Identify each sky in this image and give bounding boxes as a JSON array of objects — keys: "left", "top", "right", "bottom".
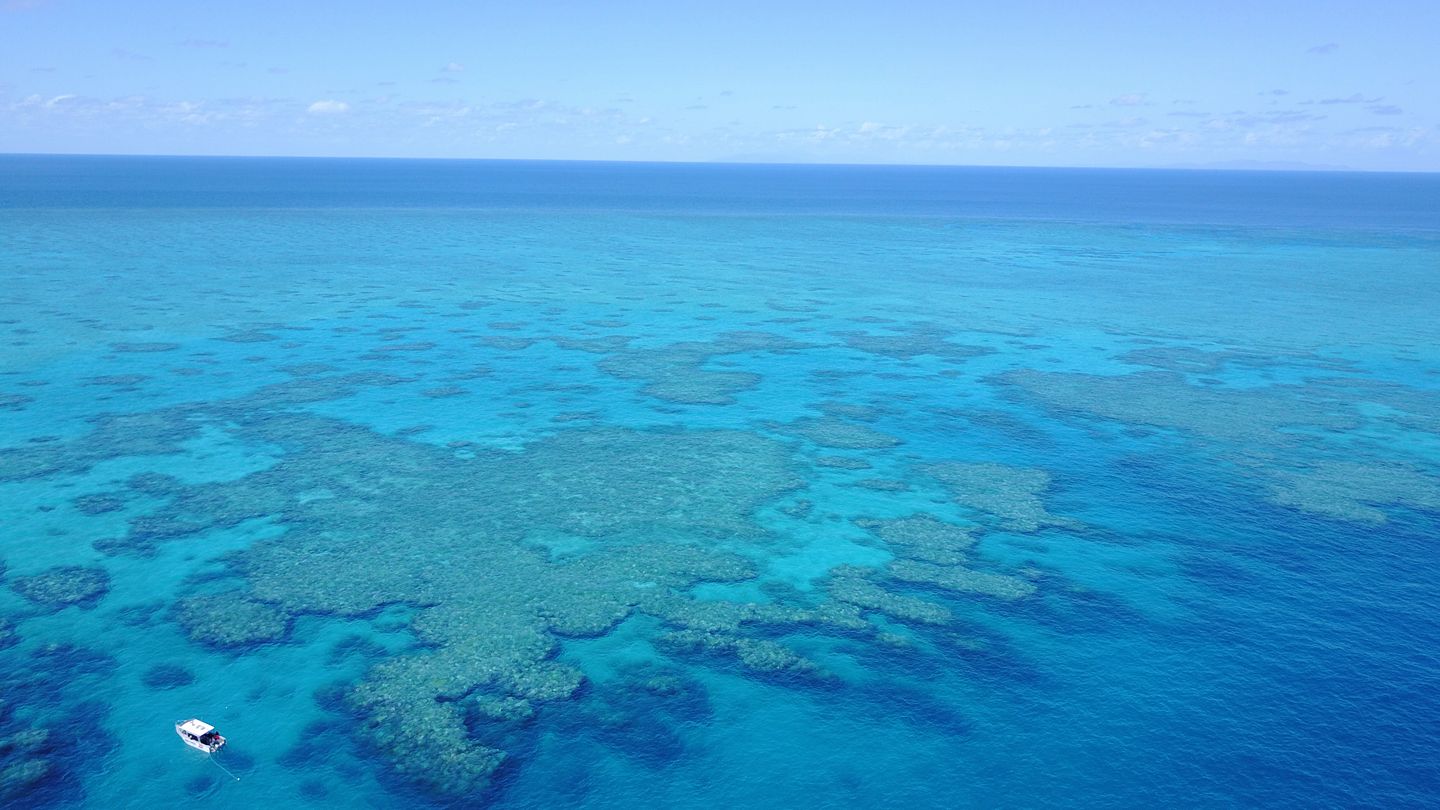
[{"left": 1, "top": 0, "right": 1437, "bottom": 170}]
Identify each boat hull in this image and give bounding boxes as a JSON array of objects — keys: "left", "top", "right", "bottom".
[{"left": 176, "top": 725, "right": 225, "bottom": 753}]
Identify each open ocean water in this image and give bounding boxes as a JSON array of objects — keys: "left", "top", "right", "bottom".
[{"left": 1, "top": 155, "right": 1438, "bottom": 808}]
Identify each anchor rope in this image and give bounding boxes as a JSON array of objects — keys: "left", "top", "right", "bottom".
[{"left": 209, "top": 753, "right": 241, "bottom": 782}]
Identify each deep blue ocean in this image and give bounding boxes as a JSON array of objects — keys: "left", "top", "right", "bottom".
[{"left": 1, "top": 155, "right": 1438, "bottom": 808}]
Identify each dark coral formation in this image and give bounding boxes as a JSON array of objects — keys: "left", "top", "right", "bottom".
[
  {"left": 141, "top": 663, "right": 197, "bottom": 690},
  {"left": 0, "top": 644, "right": 118, "bottom": 806},
  {"left": 551, "top": 335, "right": 635, "bottom": 354},
  {"left": 827, "top": 566, "right": 951, "bottom": 625},
  {"left": 656, "top": 629, "right": 820, "bottom": 676},
  {"left": 479, "top": 336, "right": 536, "bottom": 351},
  {"left": 921, "top": 462, "right": 1081, "bottom": 532},
  {"left": 1001, "top": 368, "right": 1356, "bottom": 445},
  {"left": 814, "top": 455, "right": 873, "bottom": 470},
  {"left": 10, "top": 566, "right": 110, "bottom": 610},
  {"left": 888, "top": 559, "right": 1035, "bottom": 600},
  {"left": 1118, "top": 345, "right": 1353, "bottom": 375},
  {"left": 0, "top": 410, "right": 203, "bottom": 482},
  {"left": 1266, "top": 460, "right": 1440, "bottom": 524},
  {"left": 84, "top": 374, "right": 151, "bottom": 388},
  {"left": 1002, "top": 367, "right": 1440, "bottom": 523},
  {"left": 0, "top": 373, "right": 411, "bottom": 485},
  {"left": 596, "top": 331, "right": 810, "bottom": 404},
  {"left": 109, "top": 342, "right": 181, "bottom": 353},
  {"left": 0, "top": 362, "right": 1067, "bottom": 798},
  {"left": 856, "top": 514, "right": 976, "bottom": 565},
  {"left": 215, "top": 329, "right": 279, "bottom": 343},
  {"left": 77, "top": 399, "right": 810, "bottom": 794},
  {"left": 773, "top": 416, "right": 902, "bottom": 449},
  {"left": 420, "top": 385, "right": 468, "bottom": 398},
  {"left": 845, "top": 510, "right": 1038, "bottom": 613},
  {"left": 173, "top": 592, "right": 292, "bottom": 648},
  {"left": 71, "top": 493, "right": 126, "bottom": 516},
  {"left": 851, "top": 478, "right": 910, "bottom": 491},
  {"left": 835, "top": 324, "right": 992, "bottom": 361},
  {"left": 0, "top": 725, "right": 53, "bottom": 804}
]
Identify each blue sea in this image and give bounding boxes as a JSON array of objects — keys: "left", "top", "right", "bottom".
[{"left": 1, "top": 155, "right": 1438, "bottom": 808}]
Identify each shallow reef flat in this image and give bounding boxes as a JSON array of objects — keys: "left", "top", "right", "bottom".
[
  {"left": 1001, "top": 367, "right": 1440, "bottom": 524},
  {"left": 1, "top": 356, "right": 1058, "bottom": 798},
  {"left": 594, "top": 331, "right": 812, "bottom": 405}
]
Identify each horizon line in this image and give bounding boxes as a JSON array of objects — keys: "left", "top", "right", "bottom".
[{"left": 5, "top": 150, "right": 1435, "bottom": 175}]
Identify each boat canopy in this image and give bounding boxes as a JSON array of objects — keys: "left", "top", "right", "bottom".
[{"left": 178, "top": 719, "right": 215, "bottom": 736}]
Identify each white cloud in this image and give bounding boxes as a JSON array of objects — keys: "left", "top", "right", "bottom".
[
  {"left": 307, "top": 100, "right": 349, "bottom": 115},
  {"left": 442, "top": 62, "right": 464, "bottom": 73},
  {"left": 1318, "top": 93, "right": 1380, "bottom": 105}
]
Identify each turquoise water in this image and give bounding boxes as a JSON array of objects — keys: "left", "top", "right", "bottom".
[{"left": 2, "top": 156, "right": 1438, "bottom": 808}]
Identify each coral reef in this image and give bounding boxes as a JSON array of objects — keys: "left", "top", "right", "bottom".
[
  {"left": 109, "top": 342, "right": 181, "bottom": 353},
  {"left": 10, "top": 566, "right": 110, "bottom": 610},
  {"left": 72, "top": 493, "right": 126, "bottom": 516},
  {"left": 173, "top": 592, "right": 291, "bottom": 647},
  {"left": 888, "top": 559, "right": 1035, "bottom": 600},
  {"left": 0, "top": 727, "right": 51, "bottom": 804},
  {"left": 85, "top": 374, "right": 150, "bottom": 388},
  {"left": 656, "top": 629, "right": 820, "bottom": 676},
  {"left": 643, "top": 589, "right": 870, "bottom": 637},
  {"left": 814, "top": 455, "right": 873, "bottom": 469},
  {"left": 856, "top": 514, "right": 977, "bottom": 565},
  {"left": 551, "top": 335, "right": 635, "bottom": 354},
  {"left": 5, "top": 363, "right": 1060, "bottom": 797},
  {"left": 479, "top": 336, "right": 536, "bottom": 350},
  {"left": 921, "top": 462, "right": 1080, "bottom": 532},
  {"left": 1118, "top": 346, "right": 1352, "bottom": 375},
  {"left": 835, "top": 325, "right": 991, "bottom": 361},
  {"left": 818, "top": 401, "right": 888, "bottom": 421},
  {"left": 370, "top": 341, "right": 436, "bottom": 354},
  {"left": 596, "top": 331, "right": 810, "bottom": 405},
  {"left": 0, "top": 410, "right": 203, "bottom": 482},
  {"left": 278, "top": 363, "right": 341, "bottom": 376},
  {"left": 126, "top": 473, "right": 185, "bottom": 496},
  {"left": 215, "top": 329, "right": 279, "bottom": 343},
  {"left": 852, "top": 478, "right": 910, "bottom": 492},
  {"left": 779, "top": 499, "right": 814, "bottom": 518},
  {"left": 1119, "top": 346, "right": 1233, "bottom": 374},
  {"left": 84, "top": 404, "right": 806, "bottom": 794},
  {"left": 1004, "top": 367, "right": 1440, "bottom": 523},
  {"left": 420, "top": 385, "right": 467, "bottom": 398},
  {"left": 470, "top": 694, "right": 535, "bottom": 722},
  {"left": 1266, "top": 460, "right": 1440, "bottom": 524},
  {"left": 1001, "top": 369, "right": 1356, "bottom": 445},
  {"left": 773, "top": 416, "right": 902, "bottom": 449},
  {"left": 827, "top": 567, "right": 951, "bottom": 625},
  {"left": 142, "top": 663, "right": 197, "bottom": 690}
]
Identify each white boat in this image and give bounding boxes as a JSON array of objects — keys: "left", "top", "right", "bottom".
[{"left": 175, "top": 719, "right": 226, "bottom": 753}]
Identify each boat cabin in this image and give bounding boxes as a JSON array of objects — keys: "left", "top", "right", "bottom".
[{"left": 175, "top": 718, "right": 226, "bottom": 753}]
